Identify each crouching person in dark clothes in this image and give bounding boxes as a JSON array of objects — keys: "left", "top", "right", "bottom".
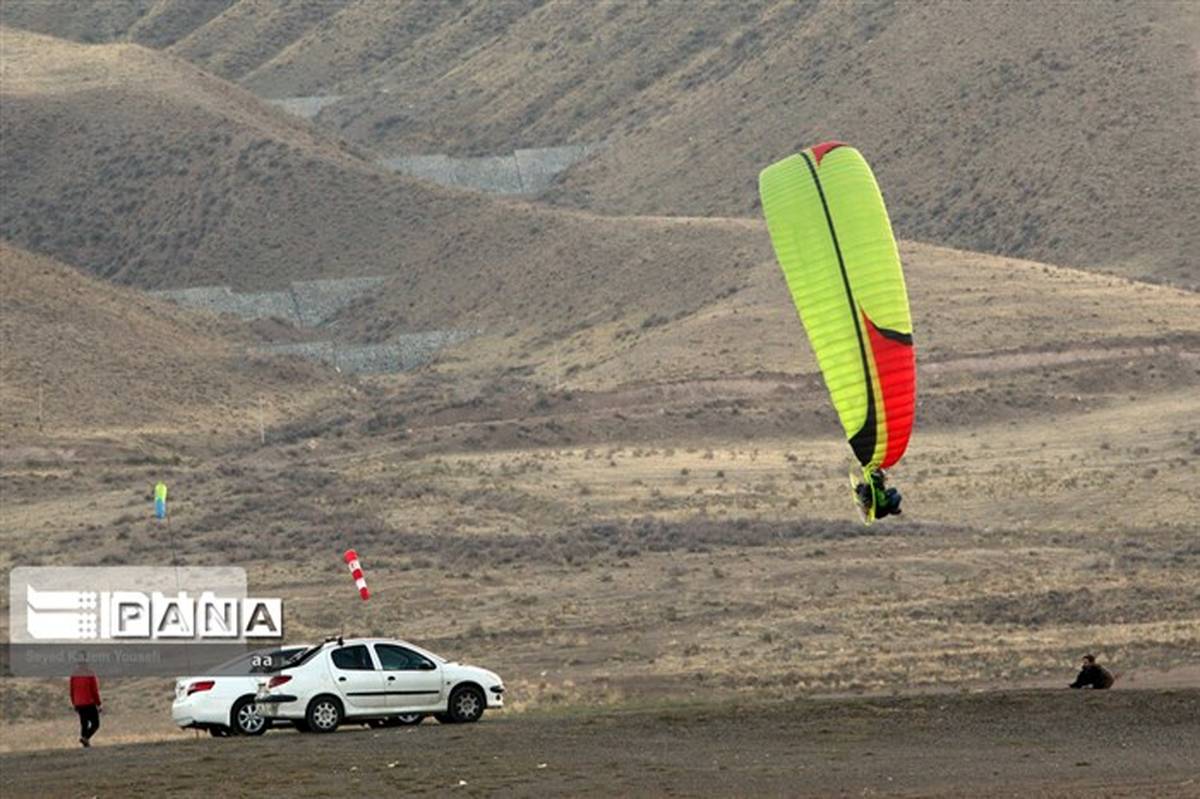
[
  {"left": 1069, "top": 654, "right": 1114, "bottom": 689},
  {"left": 70, "top": 656, "right": 102, "bottom": 747}
]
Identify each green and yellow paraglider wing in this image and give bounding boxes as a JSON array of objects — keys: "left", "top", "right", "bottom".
[{"left": 759, "top": 143, "right": 915, "bottom": 470}]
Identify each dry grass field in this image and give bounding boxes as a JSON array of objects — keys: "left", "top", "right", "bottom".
[
  {"left": 3, "top": 239, "right": 1196, "bottom": 765},
  {"left": 0, "top": 242, "right": 338, "bottom": 435}
]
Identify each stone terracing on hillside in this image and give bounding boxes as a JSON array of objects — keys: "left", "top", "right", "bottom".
[
  {"left": 380, "top": 145, "right": 598, "bottom": 195},
  {"left": 150, "top": 285, "right": 299, "bottom": 323},
  {"left": 260, "top": 330, "right": 474, "bottom": 373},
  {"left": 152, "top": 278, "right": 472, "bottom": 373},
  {"left": 266, "top": 96, "right": 344, "bottom": 119},
  {"left": 152, "top": 278, "right": 385, "bottom": 327},
  {"left": 269, "top": 96, "right": 598, "bottom": 194}
]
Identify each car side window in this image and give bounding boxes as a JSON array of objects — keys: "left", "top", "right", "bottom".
[
  {"left": 330, "top": 644, "right": 375, "bottom": 671},
  {"left": 375, "top": 644, "right": 435, "bottom": 672}
]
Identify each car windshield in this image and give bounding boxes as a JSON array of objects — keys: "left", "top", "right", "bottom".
[{"left": 285, "top": 641, "right": 334, "bottom": 669}]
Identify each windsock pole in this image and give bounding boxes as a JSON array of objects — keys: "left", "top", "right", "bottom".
[{"left": 344, "top": 549, "right": 369, "bottom": 600}]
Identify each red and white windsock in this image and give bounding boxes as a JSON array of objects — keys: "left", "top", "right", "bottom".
[{"left": 344, "top": 549, "right": 369, "bottom": 601}]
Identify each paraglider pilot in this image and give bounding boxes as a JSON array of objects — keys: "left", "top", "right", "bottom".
[{"left": 856, "top": 469, "right": 902, "bottom": 519}]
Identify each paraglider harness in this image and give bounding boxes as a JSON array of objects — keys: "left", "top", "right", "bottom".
[{"left": 857, "top": 469, "right": 902, "bottom": 519}]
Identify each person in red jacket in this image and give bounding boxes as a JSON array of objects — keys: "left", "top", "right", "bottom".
[{"left": 70, "top": 656, "right": 102, "bottom": 747}]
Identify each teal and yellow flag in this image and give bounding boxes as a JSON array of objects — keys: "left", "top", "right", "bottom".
[{"left": 154, "top": 481, "right": 168, "bottom": 520}]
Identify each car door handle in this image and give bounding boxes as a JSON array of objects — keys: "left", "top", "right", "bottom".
[
  {"left": 387, "top": 676, "right": 395, "bottom": 681},
  {"left": 338, "top": 677, "right": 346, "bottom": 682}
]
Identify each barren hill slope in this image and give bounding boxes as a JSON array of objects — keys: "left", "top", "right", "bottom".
[
  {"left": 549, "top": 0, "right": 1200, "bottom": 286},
  {"left": 123, "top": 0, "right": 235, "bottom": 49},
  {"left": 0, "top": 0, "right": 152, "bottom": 44},
  {"left": 0, "top": 242, "right": 331, "bottom": 435},
  {"left": 0, "top": 0, "right": 232, "bottom": 47},
  {"left": 307, "top": 0, "right": 1198, "bottom": 285},
  {"left": 0, "top": 29, "right": 768, "bottom": 336},
  {"left": 0, "top": 27, "right": 483, "bottom": 290},
  {"left": 167, "top": 0, "right": 343, "bottom": 83},
  {"left": 4, "top": 1, "right": 1195, "bottom": 283}
]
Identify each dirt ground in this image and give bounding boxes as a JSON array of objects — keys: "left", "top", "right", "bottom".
[{"left": 3, "top": 689, "right": 1197, "bottom": 798}]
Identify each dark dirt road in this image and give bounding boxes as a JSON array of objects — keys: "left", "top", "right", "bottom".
[{"left": 4, "top": 689, "right": 1197, "bottom": 797}]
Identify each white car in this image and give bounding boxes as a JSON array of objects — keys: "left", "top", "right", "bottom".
[
  {"left": 172, "top": 646, "right": 309, "bottom": 736},
  {"left": 255, "top": 637, "right": 504, "bottom": 733}
]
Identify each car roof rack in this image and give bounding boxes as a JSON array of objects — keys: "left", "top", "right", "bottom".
[{"left": 322, "top": 635, "right": 345, "bottom": 647}]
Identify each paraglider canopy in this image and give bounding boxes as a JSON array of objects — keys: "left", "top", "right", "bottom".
[{"left": 759, "top": 142, "right": 916, "bottom": 472}]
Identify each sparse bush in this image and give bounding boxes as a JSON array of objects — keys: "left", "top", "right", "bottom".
[{"left": 641, "top": 313, "right": 669, "bottom": 329}]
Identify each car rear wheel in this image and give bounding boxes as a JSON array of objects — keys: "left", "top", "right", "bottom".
[
  {"left": 232, "top": 696, "right": 268, "bottom": 736},
  {"left": 305, "top": 695, "right": 342, "bottom": 733},
  {"left": 448, "top": 685, "right": 485, "bottom": 724}
]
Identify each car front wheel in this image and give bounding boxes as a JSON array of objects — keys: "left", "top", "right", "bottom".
[
  {"left": 448, "top": 685, "right": 485, "bottom": 724},
  {"left": 305, "top": 696, "right": 342, "bottom": 733},
  {"left": 232, "top": 697, "right": 268, "bottom": 736}
]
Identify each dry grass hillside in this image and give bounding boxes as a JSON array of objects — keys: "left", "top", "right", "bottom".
[
  {"left": 0, "top": 0, "right": 152, "bottom": 44},
  {"left": 315, "top": 0, "right": 1196, "bottom": 285},
  {"left": 11, "top": 26, "right": 1188, "bottom": 368},
  {"left": 124, "top": 0, "right": 235, "bottom": 49},
  {"left": 294, "top": 0, "right": 1200, "bottom": 286},
  {"left": 0, "top": 241, "right": 334, "bottom": 437},
  {"left": 3, "top": 2, "right": 1196, "bottom": 284},
  {"left": 548, "top": 0, "right": 1200, "bottom": 287},
  {"left": 0, "top": 27, "right": 474, "bottom": 290},
  {"left": 167, "top": 0, "right": 344, "bottom": 82},
  {"left": 0, "top": 0, "right": 233, "bottom": 47},
  {"left": 352, "top": 232, "right": 1200, "bottom": 391},
  {"left": 0, "top": 28, "right": 768, "bottom": 338}
]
